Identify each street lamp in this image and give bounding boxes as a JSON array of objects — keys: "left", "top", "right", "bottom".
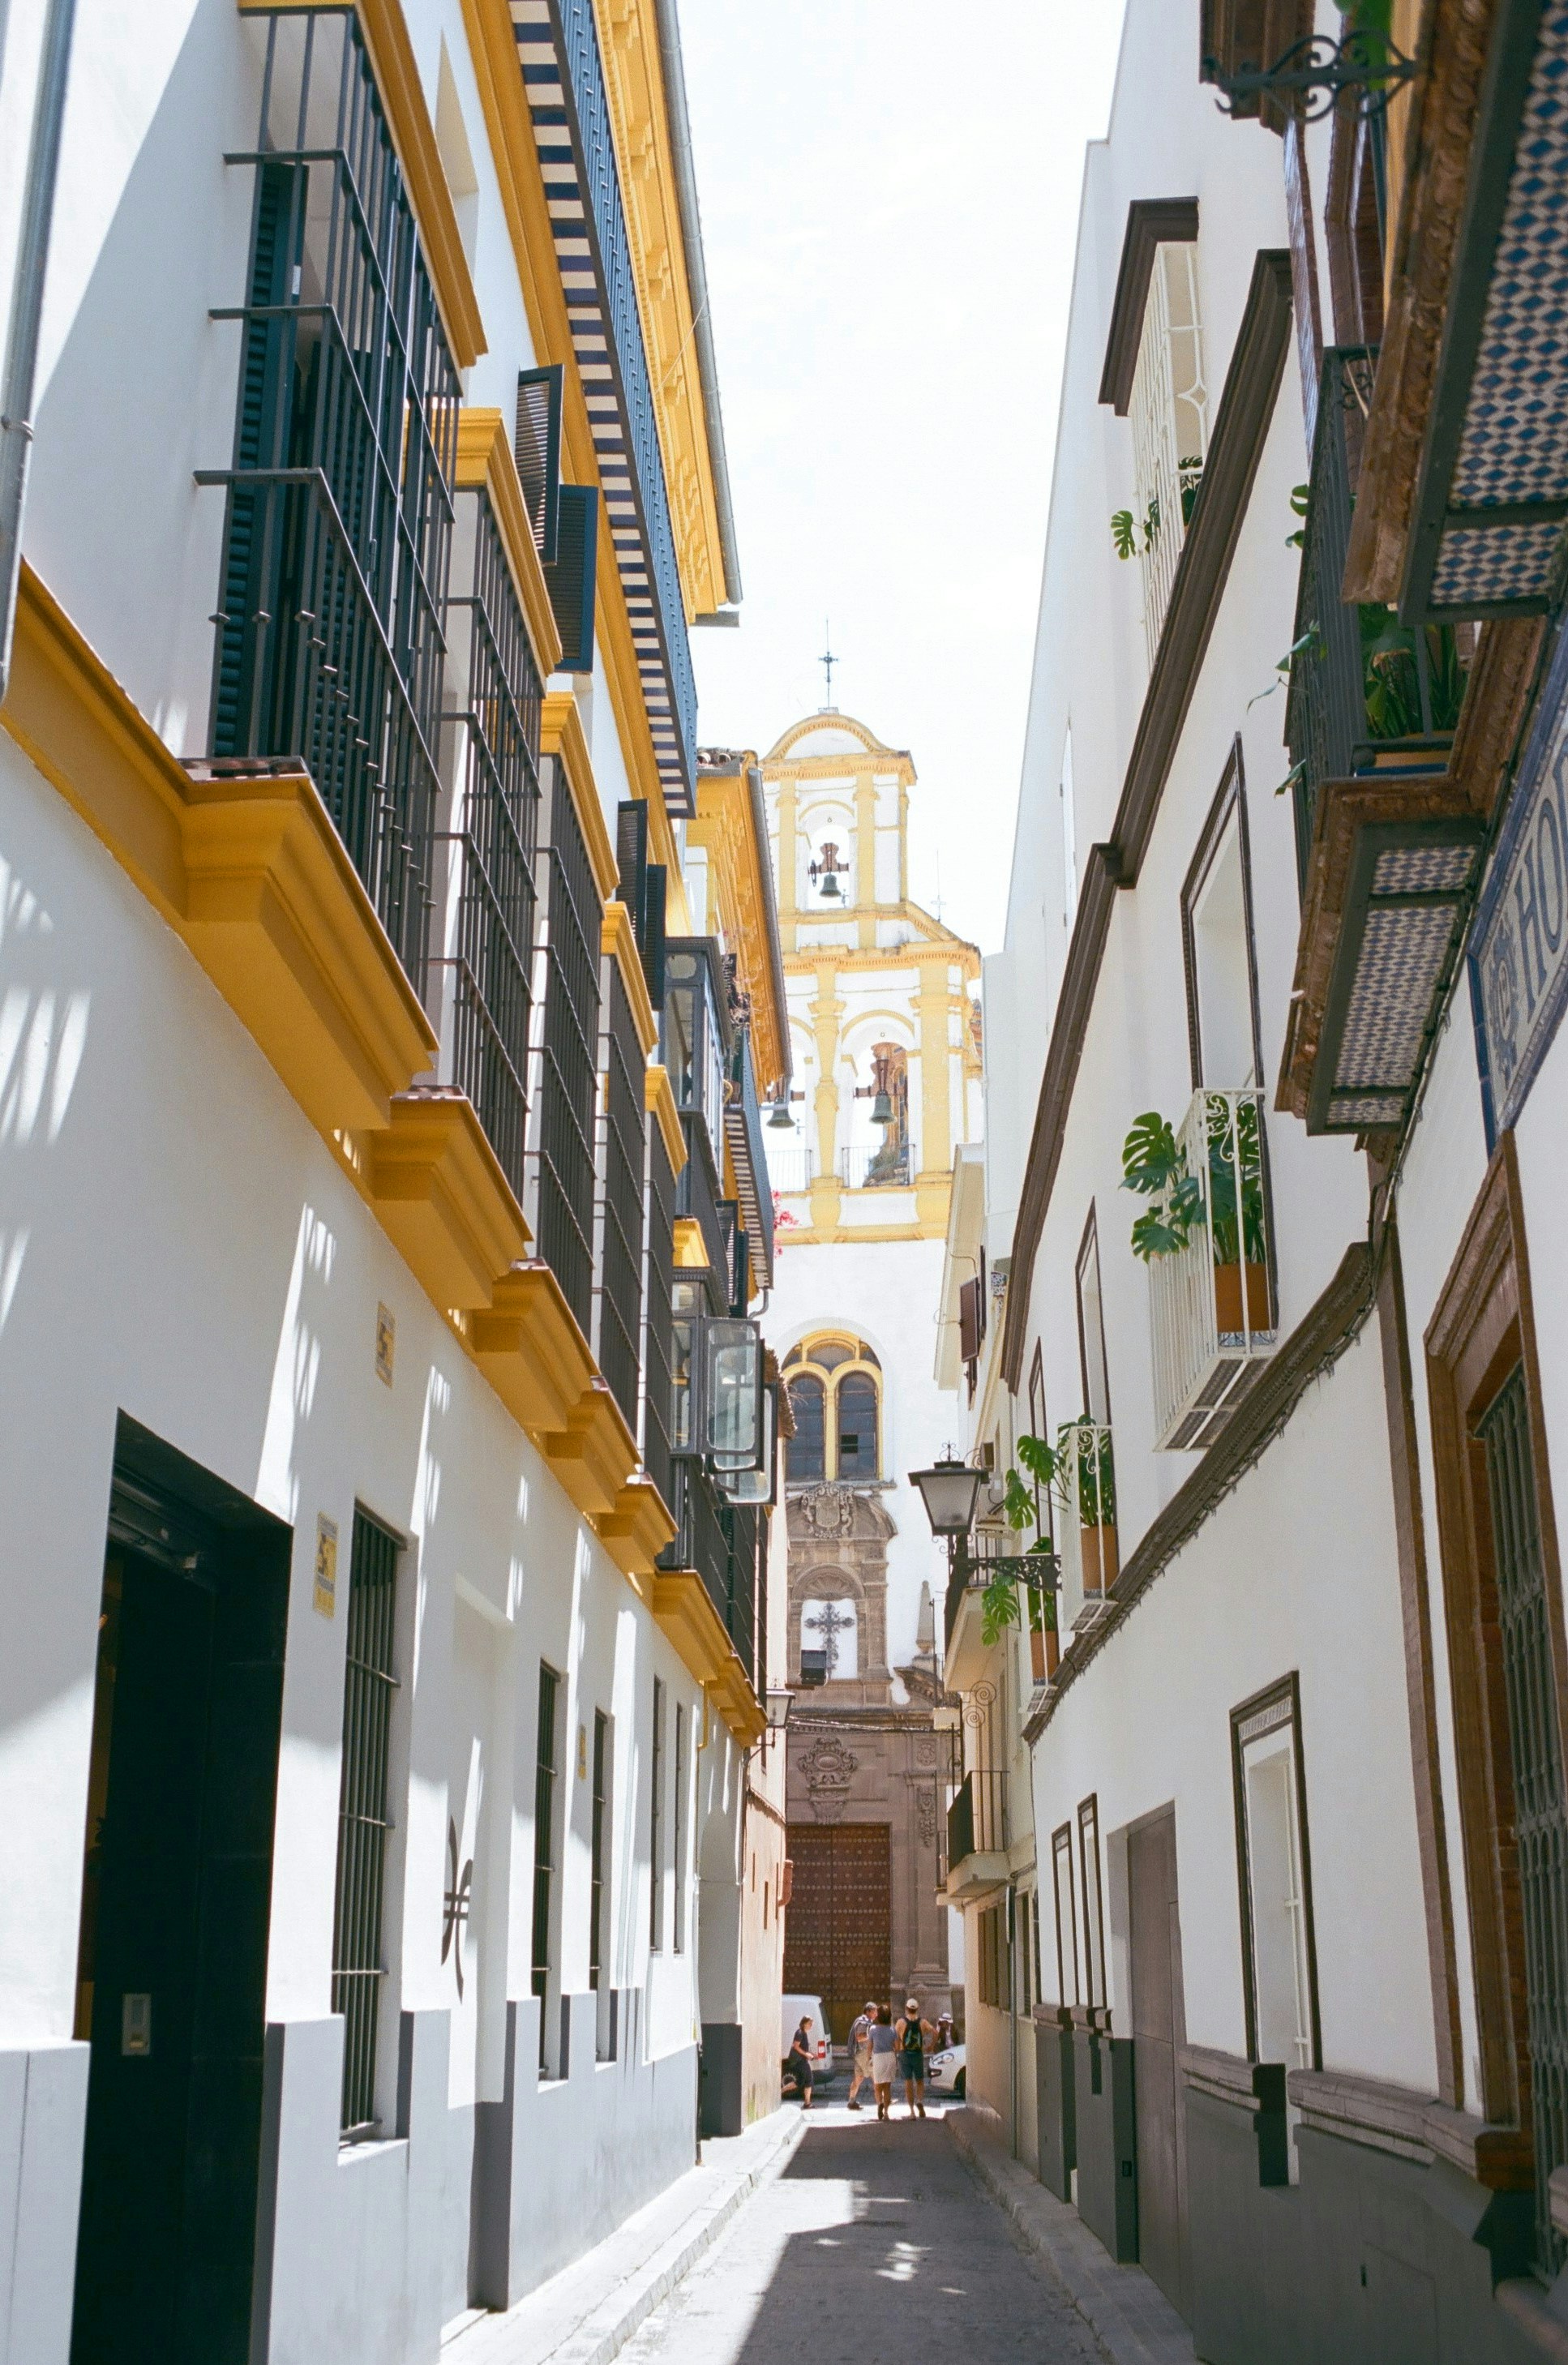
[
  {"left": 909, "top": 1455, "right": 984, "bottom": 1541},
  {"left": 765, "top": 1687, "right": 794, "bottom": 1732}
]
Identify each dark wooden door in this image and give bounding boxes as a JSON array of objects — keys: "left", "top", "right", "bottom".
[
  {"left": 1129, "top": 1806, "right": 1189, "bottom": 2321},
  {"left": 784, "top": 1822, "right": 891, "bottom": 2042}
]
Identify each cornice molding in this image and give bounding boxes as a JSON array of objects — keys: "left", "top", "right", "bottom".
[{"left": 594, "top": 0, "right": 727, "bottom": 619}]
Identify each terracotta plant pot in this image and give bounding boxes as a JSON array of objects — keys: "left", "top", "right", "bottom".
[
  {"left": 1213, "top": 1259, "right": 1270, "bottom": 1337},
  {"left": 1044, "top": 1624, "right": 1060, "bottom": 1678},
  {"left": 1081, "top": 1522, "right": 1119, "bottom": 1595}
]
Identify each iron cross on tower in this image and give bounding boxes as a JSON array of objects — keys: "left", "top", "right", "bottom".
[
  {"left": 819, "top": 620, "right": 838, "bottom": 709},
  {"left": 804, "top": 1598, "right": 855, "bottom": 1675}
]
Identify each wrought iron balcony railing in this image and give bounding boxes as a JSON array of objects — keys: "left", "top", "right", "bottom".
[
  {"left": 532, "top": 773, "right": 603, "bottom": 1339},
  {"left": 660, "top": 1459, "right": 763, "bottom": 1691},
  {"left": 1284, "top": 348, "right": 1467, "bottom": 884},
  {"left": 433, "top": 482, "right": 543, "bottom": 1193},
  {"left": 1146, "top": 1091, "right": 1277, "bottom": 1450},
  {"left": 514, "top": 0, "right": 698, "bottom": 810},
  {"left": 207, "top": 9, "right": 459, "bottom": 991},
  {"left": 594, "top": 958, "right": 648, "bottom": 1432},
  {"left": 947, "top": 1769, "right": 1007, "bottom": 1874}
]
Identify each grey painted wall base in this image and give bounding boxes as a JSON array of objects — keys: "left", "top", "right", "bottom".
[
  {"left": 1185, "top": 2084, "right": 1557, "bottom": 2365},
  {"left": 1035, "top": 2018, "right": 1075, "bottom": 2202},
  {"left": 0, "top": 2042, "right": 89, "bottom": 2365},
  {"left": 700, "top": 2024, "right": 743, "bottom": 2138},
  {"left": 1073, "top": 2029, "right": 1137, "bottom": 2263},
  {"left": 246, "top": 1996, "right": 699, "bottom": 2362}
]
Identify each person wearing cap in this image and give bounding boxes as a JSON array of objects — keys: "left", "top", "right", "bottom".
[
  {"left": 846, "top": 1999, "right": 876, "bottom": 2110},
  {"left": 894, "top": 1996, "right": 936, "bottom": 2119}
]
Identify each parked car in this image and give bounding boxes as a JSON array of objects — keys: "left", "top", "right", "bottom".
[
  {"left": 781, "top": 1992, "right": 833, "bottom": 2087},
  {"left": 924, "top": 2042, "right": 966, "bottom": 2099}
]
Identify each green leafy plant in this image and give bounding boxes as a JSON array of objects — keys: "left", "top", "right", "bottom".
[
  {"left": 1179, "top": 457, "right": 1204, "bottom": 528},
  {"left": 1286, "top": 482, "right": 1309, "bottom": 549},
  {"left": 1360, "top": 607, "right": 1467, "bottom": 738},
  {"left": 978, "top": 1434, "right": 1063, "bottom": 1643},
  {"left": 1120, "top": 1098, "right": 1266, "bottom": 1268},
  {"left": 1111, "top": 508, "right": 1138, "bottom": 560}
]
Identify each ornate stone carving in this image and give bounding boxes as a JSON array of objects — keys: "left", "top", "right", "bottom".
[
  {"left": 798, "top": 1734, "right": 858, "bottom": 1823},
  {"left": 915, "top": 1788, "right": 937, "bottom": 1848}
]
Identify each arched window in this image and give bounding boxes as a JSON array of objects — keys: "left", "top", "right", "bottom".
[
  {"left": 786, "top": 1373, "right": 825, "bottom": 1481},
  {"left": 836, "top": 1372, "right": 879, "bottom": 1478},
  {"left": 782, "top": 1336, "right": 881, "bottom": 1481}
]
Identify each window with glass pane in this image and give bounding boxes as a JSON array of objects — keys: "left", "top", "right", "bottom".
[
  {"left": 1052, "top": 1823, "right": 1079, "bottom": 2007},
  {"left": 1078, "top": 1797, "right": 1106, "bottom": 2011},
  {"left": 673, "top": 1704, "right": 688, "bottom": 1952},
  {"left": 1232, "top": 1678, "right": 1319, "bottom": 2072},
  {"left": 212, "top": 9, "right": 458, "bottom": 988},
  {"left": 786, "top": 1374, "right": 825, "bottom": 1481},
  {"left": 837, "top": 1370, "right": 879, "bottom": 1477}
]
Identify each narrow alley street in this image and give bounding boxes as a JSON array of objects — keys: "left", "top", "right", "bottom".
[{"left": 618, "top": 2106, "right": 1106, "bottom": 2365}]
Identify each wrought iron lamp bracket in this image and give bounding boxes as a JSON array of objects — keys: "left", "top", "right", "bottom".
[
  {"left": 1205, "top": 32, "right": 1419, "bottom": 123},
  {"left": 954, "top": 1538, "right": 1061, "bottom": 1593}
]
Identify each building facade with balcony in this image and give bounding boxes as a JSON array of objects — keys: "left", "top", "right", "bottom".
[
  {"left": 757, "top": 708, "right": 981, "bottom": 2042},
  {"left": 0, "top": 5, "right": 786, "bottom": 2361},
  {"left": 960, "top": 1, "right": 1568, "bottom": 2359}
]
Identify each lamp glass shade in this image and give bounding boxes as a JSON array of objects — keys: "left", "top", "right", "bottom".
[
  {"left": 910, "top": 1457, "right": 983, "bottom": 1539},
  {"left": 765, "top": 1687, "right": 794, "bottom": 1731}
]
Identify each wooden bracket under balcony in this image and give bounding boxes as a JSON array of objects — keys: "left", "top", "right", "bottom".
[
  {"left": 470, "top": 1260, "right": 596, "bottom": 1439},
  {"left": 543, "top": 1377, "right": 639, "bottom": 1519},
  {"left": 593, "top": 1473, "right": 677, "bottom": 1591},
  {"left": 366, "top": 1090, "right": 529, "bottom": 1310}
]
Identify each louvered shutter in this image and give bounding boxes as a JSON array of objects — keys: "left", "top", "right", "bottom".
[
  {"left": 641, "top": 862, "right": 666, "bottom": 1007},
  {"left": 515, "top": 364, "right": 563, "bottom": 561},
  {"left": 617, "top": 799, "right": 649, "bottom": 940},
  {"left": 958, "top": 1279, "right": 981, "bottom": 1366},
  {"left": 546, "top": 485, "right": 598, "bottom": 672}
]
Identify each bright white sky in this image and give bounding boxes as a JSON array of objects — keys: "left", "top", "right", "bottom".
[{"left": 677, "top": 0, "right": 1129, "bottom": 954}]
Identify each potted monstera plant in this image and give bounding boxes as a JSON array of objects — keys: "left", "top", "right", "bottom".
[
  {"left": 975, "top": 1433, "right": 1061, "bottom": 1652},
  {"left": 1121, "top": 1097, "right": 1271, "bottom": 1337}
]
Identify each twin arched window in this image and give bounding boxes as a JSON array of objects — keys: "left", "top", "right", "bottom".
[{"left": 783, "top": 1335, "right": 880, "bottom": 1482}]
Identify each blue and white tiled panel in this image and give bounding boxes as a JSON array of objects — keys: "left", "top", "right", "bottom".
[{"left": 1438, "top": 0, "right": 1568, "bottom": 602}]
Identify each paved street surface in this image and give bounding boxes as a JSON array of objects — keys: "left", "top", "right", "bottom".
[{"left": 618, "top": 2101, "right": 1107, "bottom": 2365}]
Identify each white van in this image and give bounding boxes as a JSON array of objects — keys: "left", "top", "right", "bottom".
[{"left": 781, "top": 1993, "right": 831, "bottom": 2084}]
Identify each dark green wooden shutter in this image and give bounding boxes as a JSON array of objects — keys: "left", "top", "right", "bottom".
[
  {"left": 546, "top": 485, "right": 599, "bottom": 673},
  {"left": 515, "top": 364, "right": 563, "bottom": 563}
]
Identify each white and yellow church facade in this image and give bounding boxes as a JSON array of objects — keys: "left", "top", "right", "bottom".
[{"left": 761, "top": 712, "right": 981, "bottom": 2037}]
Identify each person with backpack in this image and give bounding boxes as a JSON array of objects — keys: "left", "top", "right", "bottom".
[{"left": 894, "top": 1996, "right": 936, "bottom": 2119}]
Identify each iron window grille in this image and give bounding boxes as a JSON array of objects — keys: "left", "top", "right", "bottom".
[
  {"left": 589, "top": 1709, "right": 608, "bottom": 1991},
  {"left": 594, "top": 962, "right": 647, "bottom": 1430},
  {"left": 659, "top": 1460, "right": 760, "bottom": 1688},
  {"left": 434, "top": 485, "right": 542, "bottom": 1192},
  {"left": 531, "top": 1664, "right": 559, "bottom": 2059},
  {"left": 533, "top": 778, "right": 603, "bottom": 1336},
  {"left": 1478, "top": 1365, "right": 1568, "bottom": 2281},
  {"left": 331, "top": 1507, "right": 401, "bottom": 2139},
  {"left": 662, "top": 941, "right": 732, "bottom": 1175},
  {"left": 675, "top": 1110, "right": 728, "bottom": 1300},
  {"left": 641, "top": 1116, "right": 677, "bottom": 1509},
  {"left": 672, "top": 1704, "right": 688, "bottom": 1953},
  {"left": 208, "top": 10, "right": 459, "bottom": 990},
  {"left": 649, "top": 1676, "right": 666, "bottom": 1952}
]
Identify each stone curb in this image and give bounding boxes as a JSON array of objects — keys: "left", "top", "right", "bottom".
[
  {"left": 947, "top": 2107, "right": 1196, "bottom": 2365},
  {"left": 449, "top": 2106, "right": 811, "bottom": 2365}
]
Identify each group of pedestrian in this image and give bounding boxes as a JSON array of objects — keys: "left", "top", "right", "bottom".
[
  {"left": 848, "top": 1998, "right": 938, "bottom": 2119},
  {"left": 783, "top": 1997, "right": 947, "bottom": 2117}
]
